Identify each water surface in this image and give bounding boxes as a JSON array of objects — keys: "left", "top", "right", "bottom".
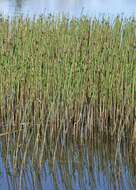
[
  {"left": 0, "top": 135, "right": 136, "bottom": 190},
  {"left": 0, "top": 0, "right": 136, "bottom": 18}
]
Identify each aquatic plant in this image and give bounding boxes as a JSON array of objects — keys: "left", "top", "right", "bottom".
[{"left": 0, "top": 15, "right": 135, "bottom": 145}]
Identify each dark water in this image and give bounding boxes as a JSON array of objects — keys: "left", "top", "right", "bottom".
[{"left": 0, "top": 0, "right": 136, "bottom": 18}]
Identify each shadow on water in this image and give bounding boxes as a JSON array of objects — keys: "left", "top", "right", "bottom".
[{"left": 0, "top": 131, "right": 136, "bottom": 190}]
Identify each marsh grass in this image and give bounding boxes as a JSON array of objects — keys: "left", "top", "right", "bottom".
[{"left": 0, "top": 15, "right": 135, "bottom": 145}]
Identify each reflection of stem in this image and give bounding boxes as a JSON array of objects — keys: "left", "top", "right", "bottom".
[
  {"left": 0, "top": 127, "right": 24, "bottom": 137},
  {"left": 32, "top": 123, "right": 41, "bottom": 165},
  {"left": 39, "top": 103, "right": 54, "bottom": 169},
  {"left": 19, "top": 131, "right": 33, "bottom": 190},
  {"left": 53, "top": 119, "right": 63, "bottom": 169},
  {"left": 13, "top": 125, "right": 23, "bottom": 174},
  {"left": 133, "top": 121, "right": 136, "bottom": 142}
]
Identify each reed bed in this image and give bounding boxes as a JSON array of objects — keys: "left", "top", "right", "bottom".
[{"left": 0, "top": 15, "right": 136, "bottom": 144}]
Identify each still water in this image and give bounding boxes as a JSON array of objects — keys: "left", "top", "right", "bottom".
[
  {"left": 0, "top": 135, "right": 136, "bottom": 190},
  {"left": 0, "top": 0, "right": 136, "bottom": 18}
]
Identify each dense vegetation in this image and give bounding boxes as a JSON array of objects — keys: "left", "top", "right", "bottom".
[{"left": 0, "top": 16, "right": 135, "bottom": 142}]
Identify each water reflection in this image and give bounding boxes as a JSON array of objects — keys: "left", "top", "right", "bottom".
[
  {"left": 0, "top": 133, "right": 136, "bottom": 190},
  {"left": 0, "top": 0, "right": 136, "bottom": 17},
  {"left": 14, "top": 0, "right": 24, "bottom": 13}
]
